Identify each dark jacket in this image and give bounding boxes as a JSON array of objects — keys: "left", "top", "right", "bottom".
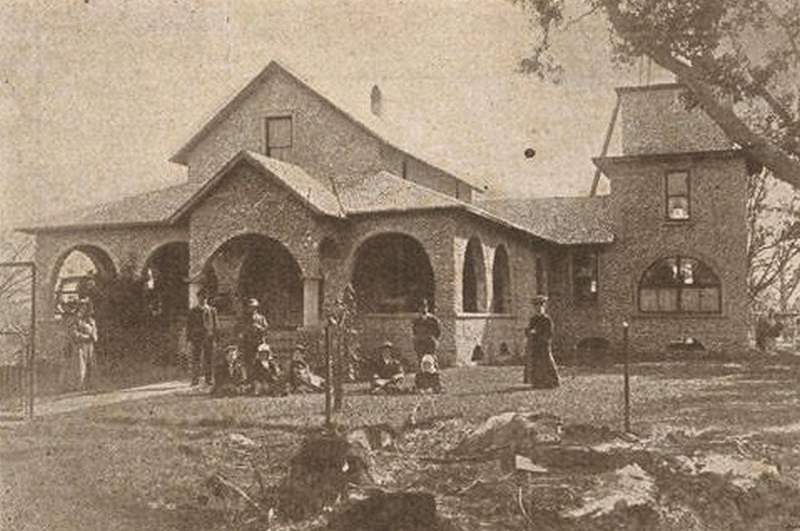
[{"left": 187, "top": 303, "right": 218, "bottom": 343}]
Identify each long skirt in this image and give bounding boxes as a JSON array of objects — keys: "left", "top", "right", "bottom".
[{"left": 526, "top": 344, "right": 559, "bottom": 389}]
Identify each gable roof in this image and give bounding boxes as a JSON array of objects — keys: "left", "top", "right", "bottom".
[
  {"left": 19, "top": 151, "right": 614, "bottom": 246},
  {"left": 168, "top": 60, "right": 489, "bottom": 192},
  {"left": 169, "top": 151, "right": 344, "bottom": 222},
  {"left": 477, "top": 196, "right": 614, "bottom": 245}
]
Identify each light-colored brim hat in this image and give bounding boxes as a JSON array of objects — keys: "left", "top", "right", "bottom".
[
  {"left": 246, "top": 298, "right": 260, "bottom": 307},
  {"left": 532, "top": 295, "right": 549, "bottom": 304},
  {"left": 381, "top": 340, "right": 394, "bottom": 349}
]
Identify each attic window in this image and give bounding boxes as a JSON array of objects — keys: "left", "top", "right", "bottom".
[{"left": 266, "top": 116, "right": 292, "bottom": 160}]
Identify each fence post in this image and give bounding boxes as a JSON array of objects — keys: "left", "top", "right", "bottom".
[
  {"left": 324, "top": 324, "right": 332, "bottom": 428},
  {"left": 622, "top": 321, "right": 630, "bottom": 433}
]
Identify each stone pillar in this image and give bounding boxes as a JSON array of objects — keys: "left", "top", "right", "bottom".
[
  {"left": 188, "top": 282, "right": 201, "bottom": 309},
  {"left": 302, "top": 277, "right": 321, "bottom": 327}
]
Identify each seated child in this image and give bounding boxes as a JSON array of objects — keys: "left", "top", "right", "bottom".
[
  {"left": 414, "top": 354, "right": 443, "bottom": 394},
  {"left": 211, "top": 345, "right": 247, "bottom": 397},
  {"left": 371, "top": 341, "right": 405, "bottom": 394},
  {"left": 251, "top": 344, "right": 286, "bottom": 396},
  {"left": 289, "top": 345, "right": 325, "bottom": 393}
]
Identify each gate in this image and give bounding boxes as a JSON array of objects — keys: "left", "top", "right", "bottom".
[{"left": 0, "top": 261, "right": 35, "bottom": 420}]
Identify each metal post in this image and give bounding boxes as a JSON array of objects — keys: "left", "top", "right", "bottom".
[
  {"left": 622, "top": 321, "right": 630, "bottom": 433},
  {"left": 324, "top": 324, "right": 332, "bottom": 428},
  {"left": 28, "top": 263, "right": 36, "bottom": 420}
]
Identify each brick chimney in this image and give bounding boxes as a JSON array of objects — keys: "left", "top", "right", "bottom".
[{"left": 370, "top": 84, "right": 382, "bottom": 117}]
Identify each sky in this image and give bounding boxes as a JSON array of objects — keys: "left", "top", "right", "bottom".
[{"left": 0, "top": 0, "right": 673, "bottom": 229}]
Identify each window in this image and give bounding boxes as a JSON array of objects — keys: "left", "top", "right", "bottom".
[
  {"left": 666, "top": 171, "right": 690, "bottom": 220},
  {"left": 639, "top": 256, "right": 721, "bottom": 313},
  {"left": 573, "top": 249, "right": 598, "bottom": 302},
  {"left": 266, "top": 116, "right": 292, "bottom": 160},
  {"left": 401, "top": 159, "right": 408, "bottom": 180},
  {"left": 491, "top": 245, "right": 511, "bottom": 313}
]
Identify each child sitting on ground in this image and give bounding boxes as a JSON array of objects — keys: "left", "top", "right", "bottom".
[
  {"left": 414, "top": 354, "right": 443, "bottom": 394},
  {"left": 289, "top": 345, "right": 325, "bottom": 393},
  {"left": 251, "top": 344, "right": 287, "bottom": 396},
  {"left": 371, "top": 341, "right": 405, "bottom": 394}
]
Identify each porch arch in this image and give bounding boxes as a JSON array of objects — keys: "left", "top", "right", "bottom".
[
  {"left": 491, "top": 245, "right": 511, "bottom": 314},
  {"left": 201, "top": 233, "right": 303, "bottom": 329},
  {"left": 462, "top": 237, "right": 486, "bottom": 313},
  {"left": 50, "top": 244, "right": 117, "bottom": 316},
  {"left": 141, "top": 241, "right": 189, "bottom": 319},
  {"left": 351, "top": 232, "right": 435, "bottom": 314}
]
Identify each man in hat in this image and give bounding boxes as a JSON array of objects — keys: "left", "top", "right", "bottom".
[
  {"left": 236, "top": 298, "right": 269, "bottom": 384},
  {"left": 371, "top": 341, "right": 405, "bottom": 394},
  {"left": 187, "top": 288, "right": 219, "bottom": 386},
  {"left": 411, "top": 299, "right": 442, "bottom": 364},
  {"left": 525, "top": 295, "right": 559, "bottom": 389}
]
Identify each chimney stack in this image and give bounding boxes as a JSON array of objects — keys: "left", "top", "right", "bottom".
[{"left": 370, "top": 84, "right": 382, "bottom": 117}]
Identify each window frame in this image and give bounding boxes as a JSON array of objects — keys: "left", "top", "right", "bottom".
[
  {"left": 665, "top": 170, "right": 691, "bottom": 221},
  {"left": 264, "top": 115, "right": 293, "bottom": 159},
  {"left": 638, "top": 255, "right": 722, "bottom": 315},
  {"left": 572, "top": 247, "right": 599, "bottom": 304}
]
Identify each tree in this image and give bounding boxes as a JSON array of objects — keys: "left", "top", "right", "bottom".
[
  {"left": 0, "top": 231, "right": 34, "bottom": 333},
  {"left": 747, "top": 169, "right": 800, "bottom": 309},
  {"left": 326, "top": 284, "right": 361, "bottom": 412},
  {"left": 514, "top": 0, "right": 800, "bottom": 189}
]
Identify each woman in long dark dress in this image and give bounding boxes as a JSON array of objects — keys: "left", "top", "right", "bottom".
[{"left": 525, "top": 295, "right": 560, "bottom": 389}]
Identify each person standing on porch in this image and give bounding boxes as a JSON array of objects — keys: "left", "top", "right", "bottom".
[
  {"left": 70, "top": 299, "right": 98, "bottom": 391},
  {"left": 236, "top": 298, "right": 269, "bottom": 383},
  {"left": 411, "top": 299, "right": 441, "bottom": 364},
  {"left": 187, "top": 288, "right": 219, "bottom": 386},
  {"left": 525, "top": 295, "right": 559, "bottom": 389}
]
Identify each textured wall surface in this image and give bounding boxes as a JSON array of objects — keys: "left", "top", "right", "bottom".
[
  {"left": 183, "top": 67, "right": 469, "bottom": 200},
  {"left": 554, "top": 153, "right": 749, "bottom": 356}
]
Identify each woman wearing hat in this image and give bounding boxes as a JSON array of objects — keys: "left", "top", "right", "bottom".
[
  {"left": 525, "top": 295, "right": 559, "bottom": 389},
  {"left": 70, "top": 298, "right": 98, "bottom": 391}
]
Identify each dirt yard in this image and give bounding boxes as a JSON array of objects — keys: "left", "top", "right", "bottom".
[{"left": 3, "top": 360, "right": 800, "bottom": 530}]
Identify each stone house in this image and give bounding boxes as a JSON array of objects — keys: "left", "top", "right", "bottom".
[{"left": 20, "top": 61, "right": 753, "bottom": 366}]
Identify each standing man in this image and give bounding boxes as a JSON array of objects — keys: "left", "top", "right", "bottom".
[
  {"left": 71, "top": 299, "right": 98, "bottom": 391},
  {"left": 411, "top": 299, "right": 442, "bottom": 364},
  {"left": 187, "top": 288, "right": 219, "bottom": 386},
  {"left": 236, "top": 298, "right": 269, "bottom": 383},
  {"left": 525, "top": 295, "right": 559, "bottom": 389}
]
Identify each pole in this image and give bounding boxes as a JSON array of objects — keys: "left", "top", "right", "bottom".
[
  {"left": 324, "top": 324, "right": 332, "bottom": 428},
  {"left": 28, "top": 263, "right": 36, "bottom": 420},
  {"left": 622, "top": 321, "right": 630, "bottom": 433}
]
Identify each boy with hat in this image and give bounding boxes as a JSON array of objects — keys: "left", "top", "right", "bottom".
[{"left": 371, "top": 341, "right": 405, "bottom": 394}]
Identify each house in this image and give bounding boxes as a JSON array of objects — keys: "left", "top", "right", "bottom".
[{"left": 19, "top": 61, "right": 752, "bottom": 366}]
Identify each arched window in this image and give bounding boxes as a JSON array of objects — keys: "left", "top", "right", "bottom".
[
  {"left": 491, "top": 245, "right": 511, "bottom": 313},
  {"left": 462, "top": 237, "right": 486, "bottom": 313},
  {"left": 638, "top": 256, "right": 721, "bottom": 313}
]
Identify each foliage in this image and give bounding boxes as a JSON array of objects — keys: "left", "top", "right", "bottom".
[
  {"left": 326, "top": 284, "right": 362, "bottom": 410},
  {"left": 0, "top": 231, "right": 34, "bottom": 337},
  {"left": 747, "top": 169, "right": 800, "bottom": 309},
  {"left": 514, "top": 0, "right": 800, "bottom": 189}
]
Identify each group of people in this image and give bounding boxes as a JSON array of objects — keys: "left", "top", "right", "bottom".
[
  {"left": 187, "top": 291, "right": 327, "bottom": 396},
  {"left": 186, "top": 288, "right": 561, "bottom": 397},
  {"left": 369, "top": 300, "right": 444, "bottom": 394}
]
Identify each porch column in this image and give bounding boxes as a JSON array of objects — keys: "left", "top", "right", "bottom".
[
  {"left": 303, "top": 276, "right": 321, "bottom": 327},
  {"left": 188, "top": 282, "right": 202, "bottom": 308}
]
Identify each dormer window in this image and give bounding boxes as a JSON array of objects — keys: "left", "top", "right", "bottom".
[
  {"left": 666, "top": 171, "right": 690, "bottom": 220},
  {"left": 266, "top": 116, "right": 292, "bottom": 160}
]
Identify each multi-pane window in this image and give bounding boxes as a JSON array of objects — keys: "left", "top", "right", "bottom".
[
  {"left": 573, "top": 249, "right": 599, "bottom": 303},
  {"left": 666, "top": 171, "right": 690, "bottom": 220},
  {"left": 639, "top": 256, "right": 721, "bottom": 313},
  {"left": 266, "top": 116, "right": 292, "bottom": 160}
]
